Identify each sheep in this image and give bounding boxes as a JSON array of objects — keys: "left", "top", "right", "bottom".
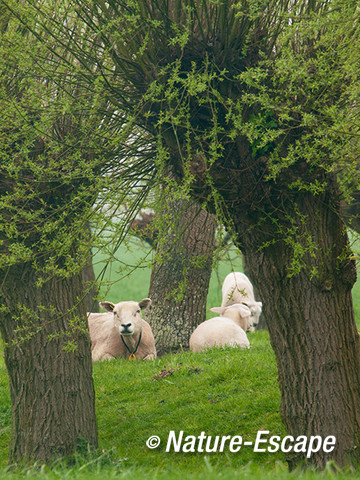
[
  {"left": 189, "top": 303, "right": 251, "bottom": 352},
  {"left": 219, "top": 272, "right": 262, "bottom": 327},
  {"left": 88, "top": 298, "right": 157, "bottom": 361}
]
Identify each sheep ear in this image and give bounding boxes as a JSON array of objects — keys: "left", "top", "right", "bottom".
[
  {"left": 238, "top": 304, "right": 251, "bottom": 318},
  {"left": 139, "top": 298, "right": 152, "bottom": 310},
  {"left": 99, "top": 301, "right": 115, "bottom": 312},
  {"left": 210, "top": 306, "right": 226, "bottom": 315}
]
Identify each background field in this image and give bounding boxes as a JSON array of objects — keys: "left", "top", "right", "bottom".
[
  {"left": 91, "top": 238, "right": 244, "bottom": 315},
  {"left": 92, "top": 236, "right": 360, "bottom": 324},
  {"left": 1, "top": 237, "right": 360, "bottom": 479}
]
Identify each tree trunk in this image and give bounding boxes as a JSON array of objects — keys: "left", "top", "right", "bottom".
[
  {"left": 0, "top": 263, "right": 98, "bottom": 464},
  {"left": 146, "top": 199, "right": 216, "bottom": 355},
  {"left": 239, "top": 189, "right": 360, "bottom": 469}
]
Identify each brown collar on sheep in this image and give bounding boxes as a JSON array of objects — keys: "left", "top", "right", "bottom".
[{"left": 120, "top": 329, "right": 142, "bottom": 360}]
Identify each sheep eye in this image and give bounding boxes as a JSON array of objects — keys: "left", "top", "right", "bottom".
[{"left": 136, "top": 309, "right": 141, "bottom": 314}]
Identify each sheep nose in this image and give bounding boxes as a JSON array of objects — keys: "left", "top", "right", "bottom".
[{"left": 121, "top": 323, "right": 132, "bottom": 329}]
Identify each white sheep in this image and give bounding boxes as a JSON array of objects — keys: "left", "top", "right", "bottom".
[
  {"left": 189, "top": 303, "right": 251, "bottom": 352},
  {"left": 219, "top": 272, "right": 262, "bottom": 327},
  {"left": 88, "top": 298, "right": 156, "bottom": 361}
]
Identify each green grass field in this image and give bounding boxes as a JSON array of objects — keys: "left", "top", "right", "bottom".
[{"left": 1, "top": 238, "right": 360, "bottom": 479}]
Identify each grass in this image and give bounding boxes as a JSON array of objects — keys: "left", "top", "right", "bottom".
[
  {"left": 93, "top": 331, "right": 281, "bottom": 468},
  {"left": 0, "top": 238, "right": 360, "bottom": 478}
]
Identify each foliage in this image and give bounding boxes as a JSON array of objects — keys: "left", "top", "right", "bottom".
[
  {"left": 7, "top": 0, "right": 359, "bottom": 277},
  {"left": 0, "top": 1, "right": 158, "bottom": 281}
]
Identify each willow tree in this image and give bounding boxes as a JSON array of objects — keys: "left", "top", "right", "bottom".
[
  {"left": 16, "top": 0, "right": 360, "bottom": 469},
  {"left": 146, "top": 186, "right": 216, "bottom": 354},
  {"left": 0, "top": 16, "right": 96, "bottom": 462},
  {"left": 0, "top": 4, "right": 155, "bottom": 463}
]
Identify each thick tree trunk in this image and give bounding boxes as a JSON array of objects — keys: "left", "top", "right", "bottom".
[
  {"left": 238, "top": 190, "right": 360, "bottom": 469},
  {"left": 146, "top": 199, "right": 216, "bottom": 354},
  {"left": 0, "top": 263, "right": 98, "bottom": 464}
]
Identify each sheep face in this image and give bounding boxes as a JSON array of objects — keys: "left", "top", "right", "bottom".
[
  {"left": 99, "top": 298, "right": 151, "bottom": 336},
  {"left": 247, "top": 301, "right": 262, "bottom": 325}
]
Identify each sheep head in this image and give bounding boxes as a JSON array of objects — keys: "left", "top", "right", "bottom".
[
  {"left": 244, "top": 301, "right": 262, "bottom": 325},
  {"left": 210, "top": 303, "right": 253, "bottom": 331},
  {"left": 99, "top": 298, "right": 152, "bottom": 336}
]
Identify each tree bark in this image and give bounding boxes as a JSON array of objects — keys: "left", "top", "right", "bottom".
[
  {"left": 238, "top": 189, "right": 360, "bottom": 469},
  {"left": 146, "top": 198, "right": 216, "bottom": 355},
  {"left": 0, "top": 263, "right": 98, "bottom": 464}
]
